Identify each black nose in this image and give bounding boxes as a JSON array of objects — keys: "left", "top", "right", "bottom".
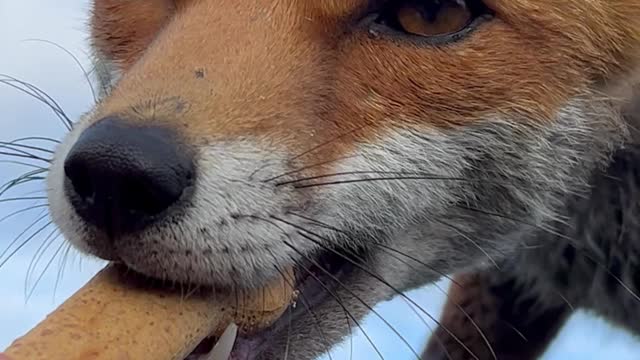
[{"left": 63, "top": 117, "right": 195, "bottom": 236}]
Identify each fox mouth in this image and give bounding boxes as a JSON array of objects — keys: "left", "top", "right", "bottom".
[{"left": 183, "top": 246, "right": 363, "bottom": 359}]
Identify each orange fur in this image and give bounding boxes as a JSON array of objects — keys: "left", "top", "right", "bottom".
[{"left": 89, "top": 0, "right": 640, "bottom": 177}]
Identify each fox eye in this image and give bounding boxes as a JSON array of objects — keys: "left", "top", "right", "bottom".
[{"left": 371, "top": 0, "right": 491, "bottom": 42}]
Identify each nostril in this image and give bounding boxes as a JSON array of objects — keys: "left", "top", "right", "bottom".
[
  {"left": 121, "top": 179, "right": 155, "bottom": 215},
  {"left": 120, "top": 176, "right": 184, "bottom": 217},
  {"left": 62, "top": 116, "right": 195, "bottom": 236}
]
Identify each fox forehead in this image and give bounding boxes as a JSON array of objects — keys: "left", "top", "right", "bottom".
[
  {"left": 91, "top": 0, "right": 640, "bottom": 90},
  {"left": 89, "top": 0, "right": 640, "bottom": 151}
]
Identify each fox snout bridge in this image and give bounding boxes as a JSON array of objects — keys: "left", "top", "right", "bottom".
[{"left": 63, "top": 117, "right": 195, "bottom": 237}]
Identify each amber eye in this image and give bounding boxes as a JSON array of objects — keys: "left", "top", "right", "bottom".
[{"left": 373, "top": 0, "right": 487, "bottom": 39}]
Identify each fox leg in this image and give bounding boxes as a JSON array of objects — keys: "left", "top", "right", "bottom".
[{"left": 422, "top": 269, "right": 572, "bottom": 360}]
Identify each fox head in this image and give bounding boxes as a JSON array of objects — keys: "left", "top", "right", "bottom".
[{"left": 46, "top": 0, "right": 640, "bottom": 358}]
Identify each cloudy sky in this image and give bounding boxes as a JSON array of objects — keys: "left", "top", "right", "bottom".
[{"left": 1, "top": 1, "right": 640, "bottom": 359}]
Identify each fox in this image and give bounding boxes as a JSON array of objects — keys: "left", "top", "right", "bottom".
[{"left": 5, "top": 0, "right": 640, "bottom": 359}]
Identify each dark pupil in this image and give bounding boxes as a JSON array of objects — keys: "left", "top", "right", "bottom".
[{"left": 420, "top": 1, "right": 447, "bottom": 23}]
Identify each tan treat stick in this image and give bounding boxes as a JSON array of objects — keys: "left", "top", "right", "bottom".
[{"left": 3, "top": 263, "right": 295, "bottom": 360}]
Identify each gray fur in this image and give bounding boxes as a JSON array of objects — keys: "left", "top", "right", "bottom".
[
  {"left": 420, "top": 94, "right": 640, "bottom": 360},
  {"left": 422, "top": 138, "right": 640, "bottom": 360},
  {"left": 497, "top": 130, "right": 640, "bottom": 338}
]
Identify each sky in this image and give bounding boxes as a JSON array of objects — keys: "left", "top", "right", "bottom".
[{"left": 1, "top": 1, "right": 640, "bottom": 359}]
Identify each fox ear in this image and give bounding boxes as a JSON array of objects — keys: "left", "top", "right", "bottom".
[{"left": 90, "top": 0, "right": 175, "bottom": 71}]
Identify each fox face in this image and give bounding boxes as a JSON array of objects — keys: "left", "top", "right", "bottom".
[{"left": 46, "top": 0, "right": 640, "bottom": 358}]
